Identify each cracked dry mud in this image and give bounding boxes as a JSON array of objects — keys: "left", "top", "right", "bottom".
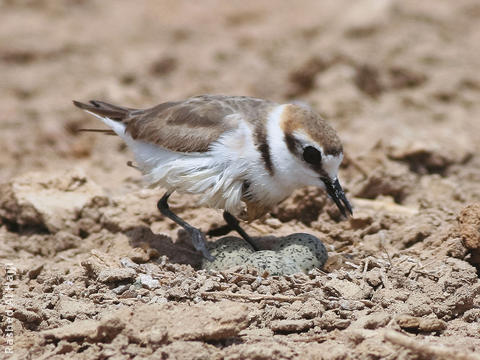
[{"left": 1, "top": 1, "right": 480, "bottom": 359}]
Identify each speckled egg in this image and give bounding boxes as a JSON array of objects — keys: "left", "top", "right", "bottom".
[
  {"left": 201, "top": 236, "right": 255, "bottom": 272},
  {"left": 243, "top": 251, "right": 301, "bottom": 276},
  {"left": 202, "top": 233, "right": 328, "bottom": 276},
  {"left": 273, "top": 233, "right": 328, "bottom": 273}
]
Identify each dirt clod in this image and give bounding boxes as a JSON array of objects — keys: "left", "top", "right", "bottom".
[
  {"left": 396, "top": 314, "right": 447, "bottom": 332},
  {"left": 458, "top": 204, "right": 480, "bottom": 251}
]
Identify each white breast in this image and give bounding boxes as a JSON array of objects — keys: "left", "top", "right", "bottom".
[{"left": 101, "top": 113, "right": 258, "bottom": 216}]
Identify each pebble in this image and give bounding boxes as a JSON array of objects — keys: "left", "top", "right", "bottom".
[
  {"left": 120, "top": 257, "right": 139, "bottom": 269},
  {"left": 137, "top": 274, "right": 159, "bottom": 290}
]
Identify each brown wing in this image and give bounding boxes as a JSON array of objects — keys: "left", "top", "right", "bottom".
[{"left": 74, "top": 95, "right": 275, "bottom": 153}]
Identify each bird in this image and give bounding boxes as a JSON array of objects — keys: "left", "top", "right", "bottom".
[{"left": 73, "top": 95, "right": 352, "bottom": 260}]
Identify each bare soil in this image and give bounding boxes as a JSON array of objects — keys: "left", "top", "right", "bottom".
[{"left": 1, "top": 1, "right": 480, "bottom": 359}]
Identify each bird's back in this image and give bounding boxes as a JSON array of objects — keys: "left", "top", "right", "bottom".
[{"left": 74, "top": 95, "right": 276, "bottom": 153}]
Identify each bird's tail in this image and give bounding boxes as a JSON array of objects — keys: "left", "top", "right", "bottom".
[
  {"left": 73, "top": 99, "right": 140, "bottom": 136},
  {"left": 73, "top": 100, "right": 133, "bottom": 122}
]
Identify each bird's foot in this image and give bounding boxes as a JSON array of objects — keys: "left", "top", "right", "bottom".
[{"left": 188, "top": 228, "right": 215, "bottom": 262}]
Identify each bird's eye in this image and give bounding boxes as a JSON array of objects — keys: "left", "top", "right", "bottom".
[{"left": 302, "top": 146, "right": 322, "bottom": 164}]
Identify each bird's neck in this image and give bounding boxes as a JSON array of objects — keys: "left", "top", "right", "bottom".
[{"left": 263, "top": 105, "right": 306, "bottom": 195}]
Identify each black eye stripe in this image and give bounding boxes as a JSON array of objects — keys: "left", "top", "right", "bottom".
[{"left": 303, "top": 146, "right": 322, "bottom": 164}]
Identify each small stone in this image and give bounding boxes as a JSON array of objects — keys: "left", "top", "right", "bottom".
[
  {"left": 358, "top": 312, "right": 392, "bottom": 329},
  {"left": 419, "top": 318, "right": 447, "bottom": 332},
  {"left": 463, "top": 309, "right": 480, "bottom": 323},
  {"left": 458, "top": 203, "right": 480, "bottom": 250},
  {"left": 120, "top": 257, "right": 139, "bottom": 269},
  {"left": 270, "top": 319, "right": 314, "bottom": 333},
  {"left": 317, "top": 311, "right": 351, "bottom": 330},
  {"left": 97, "top": 268, "right": 136, "bottom": 284},
  {"left": 396, "top": 314, "right": 420, "bottom": 330},
  {"left": 396, "top": 315, "right": 446, "bottom": 332},
  {"left": 324, "top": 278, "right": 370, "bottom": 300},
  {"left": 128, "top": 247, "right": 151, "bottom": 263},
  {"left": 137, "top": 274, "right": 159, "bottom": 290},
  {"left": 120, "top": 289, "right": 138, "bottom": 299},
  {"left": 199, "top": 278, "right": 218, "bottom": 292},
  {"left": 150, "top": 296, "right": 168, "bottom": 304},
  {"left": 112, "top": 284, "right": 130, "bottom": 295},
  {"left": 365, "top": 268, "right": 382, "bottom": 287}
]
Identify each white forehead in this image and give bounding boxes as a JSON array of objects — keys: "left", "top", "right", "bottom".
[{"left": 322, "top": 152, "right": 343, "bottom": 180}]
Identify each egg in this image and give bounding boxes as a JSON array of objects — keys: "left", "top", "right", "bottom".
[{"left": 202, "top": 233, "right": 328, "bottom": 276}]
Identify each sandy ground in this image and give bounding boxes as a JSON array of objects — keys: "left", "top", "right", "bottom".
[{"left": 1, "top": 0, "right": 480, "bottom": 359}]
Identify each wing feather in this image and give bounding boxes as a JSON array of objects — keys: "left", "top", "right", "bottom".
[{"left": 74, "top": 95, "right": 275, "bottom": 153}]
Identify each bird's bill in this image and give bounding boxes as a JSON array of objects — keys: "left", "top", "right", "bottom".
[{"left": 323, "top": 178, "right": 353, "bottom": 218}]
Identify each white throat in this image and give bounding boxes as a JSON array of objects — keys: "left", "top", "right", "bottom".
[{"left": 264, "top": 105, "right": 318, "bottom": 195}]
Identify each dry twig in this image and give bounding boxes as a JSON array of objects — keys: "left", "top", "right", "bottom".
[
  {"left": 384, "top": 330, "right": 480, "bottom": 360},
  {"left": 201, "top": 291, "right": 306, "bottom": 303}
]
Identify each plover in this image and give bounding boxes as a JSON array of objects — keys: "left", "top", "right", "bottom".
[{"left": 73, "top": 95, "right": 352, "bottom": 260}]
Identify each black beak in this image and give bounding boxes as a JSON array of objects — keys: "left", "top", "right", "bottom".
[{"left": 323, "top": 178, "right": 353, "bottom": 218}]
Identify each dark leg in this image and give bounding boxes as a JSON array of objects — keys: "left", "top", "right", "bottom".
[
  {"left": 157, "top": 192, "right": 214, "bottom": 261},
  {"left": 223, "top": 212, "right": 258, "bottom": 251},
  {"left": 206, "top": 224, "right": 232, "bottom": 238}
]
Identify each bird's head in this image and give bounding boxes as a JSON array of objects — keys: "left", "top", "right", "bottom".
[{"left": 280, "top": 104, "right": 353, "bottom": 217}]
